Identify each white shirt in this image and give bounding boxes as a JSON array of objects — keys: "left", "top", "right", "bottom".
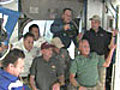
[{"left": 12, "top": 41, "right": 38, "bottom": 77}]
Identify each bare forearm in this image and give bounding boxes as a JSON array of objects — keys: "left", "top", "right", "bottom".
[
  {"left": 103, "top": 48, "right": 115, "bottom": 67},
  {"left": 30, "top": 75, "right": 38, "bottom": 90},
  {"left": 70, "top": 74, "right": 80, "bottom": 87},
  {"left": 109, "top": 36, "right": 115, "bottom": 49}
]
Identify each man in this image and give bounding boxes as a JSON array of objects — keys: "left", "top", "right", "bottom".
[
  {"left": 28, "top": 24, "right": 46, "bottom": 48},
  {"left": 0, "top": 48, "right": 28, "bottom": 89},
  {"left": 20, "top": 24, "right": 46, "bottom": 56},
  {"left": 30, "top": 42, "right": 64, "bottom": 90},
  {"left": 83, "top": 15, "right": 112, "bottom": 56},
  {"left": 82, "top": 15, "right": 116, "bottom": 90},
  {"left": 69, "top": 40, "right": 116, "bottom": 90},
  {"left": 51, "top": 37, "right": 71, "bottom": 89},
  {"left": 18, "top": 24, "right": 46, "bottom": 56},
  {"left": 12, "top": 32, "right": 37, "bottom": 84},
  {"left": 50, "top": 8, "right": 78, "bottom": 48}
]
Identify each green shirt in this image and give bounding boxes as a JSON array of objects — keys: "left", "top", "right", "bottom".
[{"left": 70, "top": 52, "right": 105, "bottom": 87}]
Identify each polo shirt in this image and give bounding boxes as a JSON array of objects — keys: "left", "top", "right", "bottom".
[
  {"left": 30, "top": 56, "right": 64, "bottom": 90},
  {"left": 70, "top": 53, "right": 105, "bottom": 87},
  {"left": 83, "top": 27, "right": 112, "bottom": 55}
]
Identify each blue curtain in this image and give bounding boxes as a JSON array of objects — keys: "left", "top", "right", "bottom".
[{"left": 0, "top": 7, "right": 20, "bottom": 45}]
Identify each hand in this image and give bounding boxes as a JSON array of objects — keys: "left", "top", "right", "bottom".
[
  {"left": 110, "top": 44, "right": 117, "bottom": 51},
  {"left": 112, "top": 29, "right": 118, "bottom": 37},
  {"left": 64, "top": 24, "right": 70, "bottom": 31},
  {"left": 52, "top": 83, "right": 60, "bottom": 90},
  {"left": 78, "top": 86, "right": 87, "bottom": 90}
]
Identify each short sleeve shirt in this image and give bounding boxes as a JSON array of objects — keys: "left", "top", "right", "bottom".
[
  {"left": 70, "top": 53, "right": 105, "bottom": 87},
  {"left": 30, "top": 56, "right": 64, "bottom": 90},
  {"left": 83, "top": 27, "right": 112, "bottom": 55}
]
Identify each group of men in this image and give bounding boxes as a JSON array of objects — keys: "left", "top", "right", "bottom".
[
  {"left": 51, "top": 8, "right": 117, "bottom": 90},
  {"left": 0, "top": 7, "right": 117, "bottom": 90}
]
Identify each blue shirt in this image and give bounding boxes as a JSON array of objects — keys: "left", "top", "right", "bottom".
[{"left": 0, "top": 68, "right": 28, "bottom": 90}]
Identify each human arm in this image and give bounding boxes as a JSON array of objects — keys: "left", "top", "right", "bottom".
[
  {"left": 30, "top": 75, "right": 38, "bottom": 90},
  {"left": 69, "top": 73, "right": 87, "bottom": 90},
  {"left": 69, "top": 59, "right": 87, "bottom": 90},
  {"left": 69, "top": 59, "right": 80, "bottom": 87},
  {"left": 103, "top": 44, "right": 116, "bottom": 67},
  {"left": 50, "top": 19, "right": 70, "bottom": 34},
  {"left": 50, "top": 19, "right": 64, "bottom": 34},
  {"left": 109, "top": 29, "right": 118, "bottom": 49},
  {"left": 29, "top": 58, "right": 38, "bottom": 90},
  {"left": 69, "top": 73, "right": 80, "bottom": 87},
  {"left": 56, "top": 60, "right": 65, "bottom": 86}
]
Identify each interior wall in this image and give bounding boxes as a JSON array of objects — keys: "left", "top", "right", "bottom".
[
  {"left": 21, "top": 0, "right": 83, "bottom": 19},
  {"left": 87, "top": 0, "right": 103, "bottom": 30}
]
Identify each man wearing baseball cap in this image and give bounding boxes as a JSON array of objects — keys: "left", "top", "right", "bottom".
[
  {"left": 30, "top": 42, "right": 64, "bottom": 90},
  {"left": 51, "top": 37, "right": 71, "bottom": 89},
  {"left": 83, "top": 14, "right": 112, "bottom": 56},
  {"left": 89, "top": 15, "right": 101, "bottom": 21},
  {"left": 82, "top": 15, "right": 115, "bottom": 90}
]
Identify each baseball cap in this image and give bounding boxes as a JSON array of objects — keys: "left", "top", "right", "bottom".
[
  {"left": 51, "top": 37, "right": 64, "bottom": 49},
  {"left": 41, "top": 42, "right": 54, "bottom": 50},
  {"left": 89, "top": 15, "right": 100, "bottom": 21}
]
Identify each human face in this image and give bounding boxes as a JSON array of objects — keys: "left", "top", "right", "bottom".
[
  {"left": 63, "top": 10, "right": 72, "bottom": 23},
  {"left": 91, "top": 20, "right": 100, "bottom": 31},
  {"left": 42, "top": 48, "right": 53, "bottom": 60},
  {"left": 12, "top": 58, "right": 24, "bottom": 77},
  {"left": 24, "top": 36, "right": 34, "bottom": 51},
  {"left": 79, "top": 40, "right": 90, "bottom": 56},
  {"left": 78, "top": 41, "right": 83, "bottom": 52},
  {"left": 53, "top": 47, "right": 60, "bottom": 54},
  {"left": 30, "top": 27, "right": 39, "bottom": 41}
]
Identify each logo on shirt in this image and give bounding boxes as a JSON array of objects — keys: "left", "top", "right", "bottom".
[
  {"left": 51, "top": 65, "right": 56, "bottom": 69},
  {"left": 100, "top": 34, "right": 104, "bottom": 37}
]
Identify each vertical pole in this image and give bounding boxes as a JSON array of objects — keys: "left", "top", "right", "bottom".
[
  {"left": 113, "top": 5, "right": 120, "bottom": 90},
  {"left": 102, "top": 0, "right": 105, "bottom": 28},
  {"left": 84, "top": 0, "right": 88, "bottom": 31},
  {"left": 18, "top": 0, "right": 21, "bottom": 40}
]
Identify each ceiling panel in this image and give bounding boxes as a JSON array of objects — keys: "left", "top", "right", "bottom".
[{"left": 21, "top": 0, "right": 83, "bottom": 19}]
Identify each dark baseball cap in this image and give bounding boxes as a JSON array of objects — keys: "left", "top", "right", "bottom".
[{"left": 41, "top": 42, "right": 54, "bottom": 50}]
